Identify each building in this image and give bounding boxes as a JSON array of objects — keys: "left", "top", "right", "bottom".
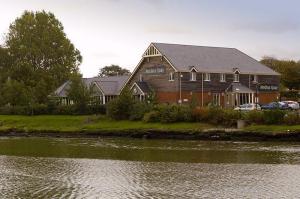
[
  {"left": 54, "top": 75, "right": 129, "bottom": 105},
  {"left": 124, "top": 43, "right": 280, "bottom": 107}
]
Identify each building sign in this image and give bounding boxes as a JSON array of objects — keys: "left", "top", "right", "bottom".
[
  {"left": 145, "top": 65, "right": 165, "bottom": 74},
  {"left": 258, "top": 84, "right": 279, "bottom": 91}
]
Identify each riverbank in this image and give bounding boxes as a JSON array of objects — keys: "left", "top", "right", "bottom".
[{"left": 0, "top": 115, "right": 300, "bottom": 141}]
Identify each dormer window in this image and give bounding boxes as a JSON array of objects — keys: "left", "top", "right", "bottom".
[
  {"left": 233, "top": 68, "right": 240, "bottom": 82},
  {"left": 251, "top": 75, "right": 258, "bottom": 83},
  {"left": 190, "top": 71, "right": 197, "bottom": 81},
  {"left": 204, "top": 73, "right": 211, "bottom": 81},
  {"left": 220, "top": 73, "right": 226, "bottom": 82},
  {"left": 233, "top": 73, "right": 239, "bottom": 82}
]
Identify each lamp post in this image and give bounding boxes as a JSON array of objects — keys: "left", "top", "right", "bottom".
[
  {"left": 255, "top": 82, "right": 261, "bottom": 110},
  {"left": 179, "top": 72, "right": 182, "bottom": 104}
]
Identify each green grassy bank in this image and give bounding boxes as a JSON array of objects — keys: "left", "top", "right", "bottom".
[
  {"left": 0, "top": 115, "right": 300, "bottom": 141},
  {"left": 0, "top": 115, "right": 213, "bottom": 132}
]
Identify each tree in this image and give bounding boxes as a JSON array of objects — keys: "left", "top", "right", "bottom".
[
  {"left": 261, "top": 57, "right": 300, "bottom": 90},
  {"left": 98, "top": 64, "right": 130, "bottom": 77},
  {"left": 106, "top": 88, "right": 135, "bottom": 120},
  {"left": 1, "top": 79, "right": 34, "bottom": 106},
  {"left": 3, "top": 10, "right": 82, "bottom": 104},
  {"left": 67, "top": 73, "right": 92, "bottom": 113}
]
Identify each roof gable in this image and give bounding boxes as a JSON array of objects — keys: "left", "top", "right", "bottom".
[
  {"left": 54, "top": 75, "right": 129, "bottom": 97},
  {"left": 152, "top": 43, "right": 279, "bottom": 76}
]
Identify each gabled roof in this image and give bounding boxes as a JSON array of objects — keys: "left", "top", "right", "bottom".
[
  {"left": 152, "top": 43, "right": 279, "bottom": 75},
  {"left": 54, "top": 75, "right": 129, "bottom": 97},
  {"left": 135, "top": 82, "right": 151, "bottom": 94},
  {"left": 226, "top": 83, "right": 254, "bottom": 93}
]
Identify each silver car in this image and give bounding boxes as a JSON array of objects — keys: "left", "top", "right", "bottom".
[{"left": 282, "top": 101, "right": 300, "bottom": 110}]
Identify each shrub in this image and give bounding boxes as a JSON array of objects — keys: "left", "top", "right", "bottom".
[
  {"left": 191, "top": 107, "right": 210, "bottom": 122},
  {"left": 207, "top": 106, "right": 225, "bottom": 125},
  {"left": 283, "top": 112, "right": 300, "bottom": 125},
  {"left": 106, "top": 89, "right": 135, "bottom": 120},
  {"left": 222, "top": 109, "right": 241, "bottom": 127},
  {"left": 243, "top": 110, "right": 264, "bottom": 124},
  {"left": 52, "top": 105, "right": 76, "bottom": 115},
  {"left": 129, "top": 102, "right": 152, "bottom": 121},
  {"left": 154, "top": 104, "right": 192, "bottom": 123},
  {"left": 143, "top": 111, "right": 160, "bottom": 123},
  {"left": 263, "top": 109, "right": 286, "bottom": 124},
  {"left": 88, "top": 104, "right": 106, "bottom": 115},
  {"left": 177, "top": 105, "right": 192, "bottom": 122},
  {"left": 158, "top": 104, "right": 178, "bottom": 123}
]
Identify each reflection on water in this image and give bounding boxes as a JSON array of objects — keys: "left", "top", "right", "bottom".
[{"left": 0, "top": 137, "right": 300, "bottom": 198}]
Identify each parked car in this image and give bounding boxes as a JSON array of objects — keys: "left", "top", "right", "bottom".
[
  {"left": 234, "top": 103, "right": 261, "bottom": 111},
  {"left": 281, "top": 101, "right": 299, "bottom": 110},
  {"left": 261, "top": 102, "right": 290, "bottom": 110}
]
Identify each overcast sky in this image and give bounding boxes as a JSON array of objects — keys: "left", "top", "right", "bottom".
[{"left": 1, "top": 0, "right": 300, "bottom": 77}]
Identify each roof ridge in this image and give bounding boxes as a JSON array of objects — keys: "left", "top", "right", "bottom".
[{"left": 152, "top": 42, "right": 236, "bottom": 50}]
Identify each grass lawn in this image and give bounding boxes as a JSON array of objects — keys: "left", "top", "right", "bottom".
[
  {"left": 244, "top": 124, "right": 300, "bottom": 132},
  {"left": 0, "top": 115, "right": 213, "bottom": 132}
]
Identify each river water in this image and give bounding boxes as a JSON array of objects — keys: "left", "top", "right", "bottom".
[{"left": 0, "top": 137, "right": 300, "bottom": 198}]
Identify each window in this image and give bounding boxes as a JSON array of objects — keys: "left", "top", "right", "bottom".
[
  {"left": 204, "top": 73, "right": 211, "bottom": 81},
  {"left": 190, "top": 72, "right": 197, "bottom": 81},
  {"left": 169, "top": 72, "right": 174, "bottom": 81},
  {"left": 220, "top": 73, "right": 226, "bottom": 82},
  {"left": 145, "top": 66, "right": 165, "bottom": 74},
  {"left": 139, "top": 74, "right": 143, "bottom": 82},
  {"left": 251, "top": 75, "right": 258, "bottom": 83},
  {"left": 212, "top": 93, "right": 221, "bottom": 106},
  {"left": 234, "top": 74, "right": 239, "bottom": 82},
  {"left": 157, "top": 67, "right": 164, "bottom": 73}
]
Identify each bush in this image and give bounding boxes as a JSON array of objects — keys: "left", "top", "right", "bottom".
[
  {"left": 129, "top": 102, "right": 152, "bottom": 121},
  {"left": 191, "top": 107, "right": 210, "bottom": 122},
  {"left": 222, "top": 109, "right": 241, "bottom": 127},
  {"left": 283, "top": 112, "right": 300, "bottom": 125},
  {"left": 243, "top": 110, "right": 264, "bottom": 124},
  {"left": 155, "top": 104, "right": 192, "bottom": 123},
  {"left": 263, "top": 109, "right": 286, "bottom": 124},
  {"left": 143, "top": 111, "right": 160, "bottom": 123},
  {"left": 106, "top": 89, "right": 135, "bottom": 120},
  {"left": 87, "top": 104, "right": 106, "bottom": 115}
]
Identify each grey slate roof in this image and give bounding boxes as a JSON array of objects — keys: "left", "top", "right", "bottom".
[
  {"left": 152, "top": 43, "right": 279, "bottom": 75},
  {"left": 226, "top": 83, "right": 254, "bottom": 93},
  {"left": 54, "top": 75, "right": 129, "bottom": 97},
  {"left": 136, "top": 81, "right": 151, "bottom": 93}
]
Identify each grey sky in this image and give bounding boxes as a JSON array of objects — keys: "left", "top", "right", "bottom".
[{"left": 1, "top": 0, "right": 300, "bottom": 77}]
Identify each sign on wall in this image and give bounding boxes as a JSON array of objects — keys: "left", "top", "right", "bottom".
[{"left": 258, "top": 84, "right": 279, "bottom": 91}]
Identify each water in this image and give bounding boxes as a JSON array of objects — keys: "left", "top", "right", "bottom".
[{"left": 0, "top": 137, "right": 300, "bottom": 198}]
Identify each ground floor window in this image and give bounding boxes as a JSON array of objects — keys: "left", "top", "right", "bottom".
[
  {"left": 212, "top": 93, "right": 221, "bottom": 106},
  {"left": 225, "top": 92, "right": 255, "bottom": 108}
]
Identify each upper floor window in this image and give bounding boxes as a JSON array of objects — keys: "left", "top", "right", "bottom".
[
  {"left": 190, "top": 71, "right": 197, "bottom": 81},
  {"left": 145, "top": 66, "right": 165, "bottom": 74},
  {"left": 233, "top": 74, "right": 239, "bottom": 82},
  {"left": 204, "top": 73, "right": 211, "bottom": 81},
  {"left": 251, "top": 75, "right": 258, "bottom": 83},
  {"left": 139, "top": 74, "right": 143, "bottom": 82},
  {"left": 169, "top": 72, "right": 174, "bottom": 81},
  {"left": 220, "top": 73, "right": 226, "bottom": 82}
]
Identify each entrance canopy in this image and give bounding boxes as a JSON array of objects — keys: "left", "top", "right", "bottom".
[
  {"left": 225, "top": 83, "right": 255, "bottom": 107},
  {"left": 226, "top": 83, "right": 254, "bottom": 93}
]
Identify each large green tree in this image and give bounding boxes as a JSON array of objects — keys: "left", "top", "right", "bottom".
[
  {"left": 98, "top": 64, "right": 130, "bottom": 77},
  {"left": 3, "top": 10, "right": 82, "bottom": 104},
  {"left": 261, "top": 57, "right": 300, "bottom": 90}
]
